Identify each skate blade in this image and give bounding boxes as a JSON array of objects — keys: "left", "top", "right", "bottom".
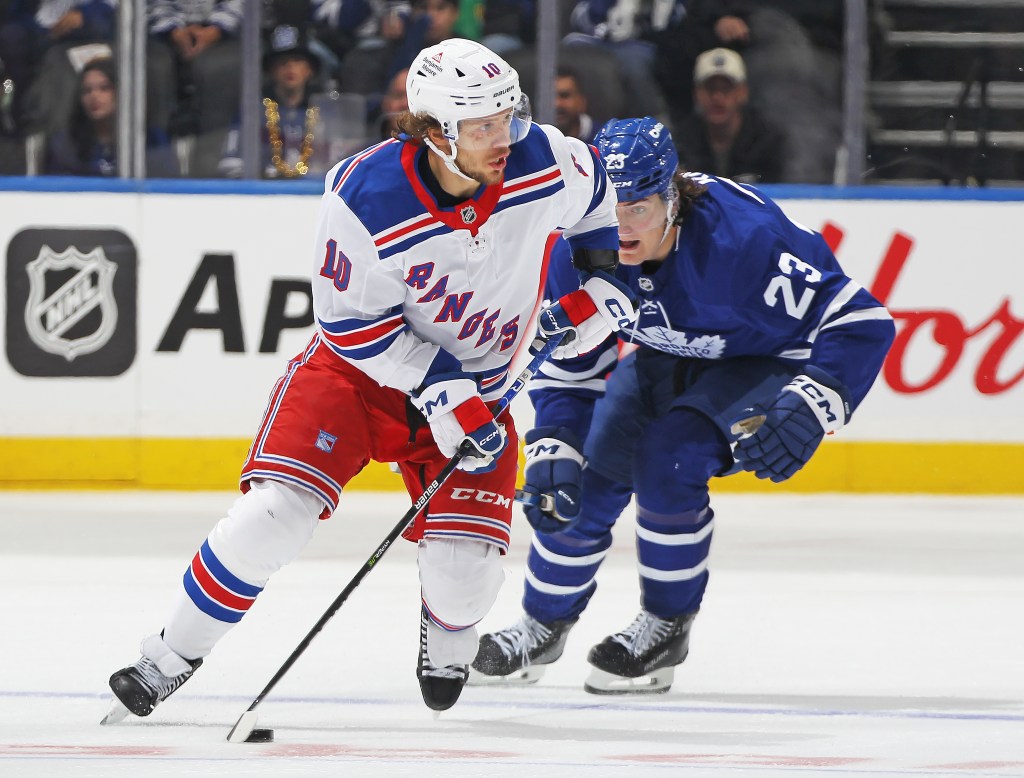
[
  {"left": 467, "top": 665, "right": 546, "bottom": 686},
  {"left": 583, "top": 666, "right": 675, "bottom": 695},
  {"left": 100, "top": 698, "right": 131, "bottom": 725}
]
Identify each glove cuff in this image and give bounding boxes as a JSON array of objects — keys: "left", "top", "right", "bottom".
[
  {"left": 581, "top": 271, "right": 638, "bottom": 330},
  {"left": 523, "top": 426, "right": 585, "bottom": 465},
  {"left": 558, "top": 289, "right": 599, "bottom": 327},
  {"left": 411, "top": 374, "right": 478, "bottom": 422},
  {"left": 451, "top": 395, "right": 492, "bottom": 433},
  {"left": 783, "top": 373, "right": 850, "bottom": 433}
]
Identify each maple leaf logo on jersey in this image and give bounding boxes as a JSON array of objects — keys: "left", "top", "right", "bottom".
[
  {"left": 632, "top": 326, "right": 726, "bottom": 359},
  {"left": 459, "top": 205, "right": 477, "bottom": 224}
]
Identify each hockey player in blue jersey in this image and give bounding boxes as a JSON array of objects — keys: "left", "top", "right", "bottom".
[{"left": 472, "top": 117, "right": 896, "bottom": 694}]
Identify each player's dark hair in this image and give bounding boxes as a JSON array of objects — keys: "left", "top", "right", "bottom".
[
  {"left": 392, "top": 111, "right": 440, "bottom": 144},
  {"left": 671, "top": 169, "right": 707, "bottom": 225}
]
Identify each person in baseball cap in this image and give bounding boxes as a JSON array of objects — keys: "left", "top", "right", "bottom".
[{"left": 675, "top": 46, "right": 785, "bottom": 184}]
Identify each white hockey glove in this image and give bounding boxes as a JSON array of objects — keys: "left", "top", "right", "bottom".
[
  {"left": 538, "top": 270, "right": 637, "bottom": 359},
  {"left": 733, "top": 370, "right": 850, "bottom": 483},
  {"left": 411, "top": 373, "right": 508, "bottom": 473}
]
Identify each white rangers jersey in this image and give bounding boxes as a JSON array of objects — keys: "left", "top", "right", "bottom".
[{"left": 310, "top": 123, "right": 618, "bottom": 400}]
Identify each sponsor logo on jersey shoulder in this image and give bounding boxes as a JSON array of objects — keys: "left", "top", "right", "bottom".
[{"left": 5, "top": 228, "right": 137, "bottom": 377}]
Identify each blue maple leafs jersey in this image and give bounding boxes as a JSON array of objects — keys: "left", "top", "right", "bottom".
[{"left": 531, "top": 173, "right": 894, "bottom": 440}]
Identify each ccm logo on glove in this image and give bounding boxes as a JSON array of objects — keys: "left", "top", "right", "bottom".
[{"left": 783, "top": 374, "right": 849, "bottom": 433}]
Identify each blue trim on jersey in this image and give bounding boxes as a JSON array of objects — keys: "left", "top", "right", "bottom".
[
  {"left": 502, "top": 123, "right": 559, "bottom": 182},
  {"left": 376, "top": 224, "right": 451, "bottom": 260},
  {"left": 319, "top": 328, "right": 405, "bottom": 361},
  {"left": 583, "top": 144, "right": 609, "bottom": 216},
  {"left": 318, "top": 309, "right": 401, "bottom": 335},
  {"left": 565, "top": 225, "right": 619, "bottom": 252},
  {"left": 199, "top": 541, "right": 263, "bottom": 597},
  {"left": 493, "top": 180, "right": 566, "bottom": 214}
]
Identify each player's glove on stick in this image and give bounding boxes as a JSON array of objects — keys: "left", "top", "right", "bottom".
[
  {"left": 734, "top": 370, "right": 851, "bottom": 483},
  {"left": 520, "top": 426, "right": 585, "bottom": 533},
  {"left": 412, "top": 373, "right": 507, "bottom": 473},
  {"left": 539, "top": 271, "right": 637, "bottom": 359}
]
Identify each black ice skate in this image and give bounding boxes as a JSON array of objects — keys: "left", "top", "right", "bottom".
[
  {"left": 102, "top": 634, "right": 202, "bottom": 723},
  {"left": 417, "top": 608, "right": 469, "bottom": 711},
  {"left": 470, "top": 613, "right": 577, "bottom": 685},
  {"left": 584, "top": 610, "right": 696, "bottom": 695}
]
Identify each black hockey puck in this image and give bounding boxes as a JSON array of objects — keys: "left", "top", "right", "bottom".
[{"left": 244, "top": 728, "right": 274, "bottom": 743}]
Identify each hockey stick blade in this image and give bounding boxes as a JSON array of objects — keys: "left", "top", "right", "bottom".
[
  {"left": 225, "top": 333, "right": 564, "bottom": 741},
  {"left": 227, "top": 709, "right": 260, "bottom": 743}
]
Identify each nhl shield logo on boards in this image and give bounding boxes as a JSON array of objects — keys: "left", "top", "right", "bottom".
[
  {"left": 25, "top": 245, "right": 118, "bottom": 361},
  {"left": 459, "top": 205, "right": 477, "bottom": 225},
  {"left": 6, "top": 228, "right": 137, "bottom": 377}
]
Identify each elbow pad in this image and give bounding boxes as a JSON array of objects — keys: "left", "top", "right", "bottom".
[{"left": 572, "top": 247, "right": 619, "bottom": 275}]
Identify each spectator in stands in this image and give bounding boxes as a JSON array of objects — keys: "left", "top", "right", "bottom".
[
  {"left": 562, "top": 0, "right": 685, "bottom": 119},
  {"left": 553, "top": 65, "right": 594, "bottom": 142},
  {"left": 146, "top": 0, "right": 243, "bottom": 177},
  {"left": 371, "top": 65, "right": 408, "bottom": 140},
  {"left": 677, "top": 0, "right": 843, "bottom": 182},
  {"left": 478, "top": 0, "right": 533, "bottom": 54},
  {"left": 673, "top": 48, "right": 784, "bottom": 185},
  {"left": 336, "top": 0, "right": 459, "bottom": 99},
  {"left": 217, "top": 24, "right": 320, "bottom": 179},
  {"left": 0, "top": 0, "right": 116, "bottom": 137},
  {"left": 44, "top": 56, "right": 177, "bottom": 176}
]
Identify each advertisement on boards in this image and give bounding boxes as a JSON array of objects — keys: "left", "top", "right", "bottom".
[{"left": 0, "top": 188, "right": 1020, "bottom": 491}]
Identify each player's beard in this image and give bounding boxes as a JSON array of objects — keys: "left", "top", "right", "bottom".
[{"left": 454, "top": 148, "right": 508, "bottom": 187}]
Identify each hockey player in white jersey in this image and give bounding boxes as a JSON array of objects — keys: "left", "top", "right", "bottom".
[
  {"left": 472, "top": 117, "right": 895, "bottom": 694},
  {"left": 104, "top": 39, "right": 636, "bottom": 717}
]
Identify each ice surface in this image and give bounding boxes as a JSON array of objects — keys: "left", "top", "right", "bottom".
[{"left": 1, "top": 491, "right": 1022, "bottom": 777}]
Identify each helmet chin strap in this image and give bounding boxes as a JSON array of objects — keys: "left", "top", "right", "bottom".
[{"left": 424, "top": 137, "right": 477, "bottom": 183}]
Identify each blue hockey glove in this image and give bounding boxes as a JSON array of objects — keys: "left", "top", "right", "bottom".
[
  {"left": 733, "top": 372, "right": 851, "bottom": 483},
  {"left": 520, "top": 426, "right": 585, "bottom": 533},
  {"left": 411, "top": 372, "right": 507, "bottom": 473},
  {"left": 538, "top": 271, "right": 637, "bottom": 359}
]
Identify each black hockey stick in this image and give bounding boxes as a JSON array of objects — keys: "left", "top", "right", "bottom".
[{"left": 227, "top": 333, "right": 563, "bottom": 742}]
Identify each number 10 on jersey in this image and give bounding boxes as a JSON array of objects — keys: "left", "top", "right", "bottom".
[{"left": 320, "top": 239, "right": 352, "bottom": 292}]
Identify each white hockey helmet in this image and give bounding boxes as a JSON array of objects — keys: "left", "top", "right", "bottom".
[{"left": 406, "top": 38, "right": 531, "bottom": 150}]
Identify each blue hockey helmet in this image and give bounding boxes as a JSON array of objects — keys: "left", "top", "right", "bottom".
[{"left": 595, "top": 117, "right": 679, "bottom": 202}]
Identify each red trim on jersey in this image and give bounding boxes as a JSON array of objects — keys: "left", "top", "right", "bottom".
[
  {"left": 400, "top": 144, "right": 503, "bottom": 236},
  {"left": 333, "top": 139, "right": 397, "bottom": 194},
  {"left": 320, "top": 315, "right": 405, "bottom": 349},
  {"left": 189, "top": 552, "right": 255, "bottom": 611},
  {"left": 501, "top": 167, "right": 561, "bottom": 196},
  {"left": 374, "top": 215, "right": 437, "bottom": 248}
]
